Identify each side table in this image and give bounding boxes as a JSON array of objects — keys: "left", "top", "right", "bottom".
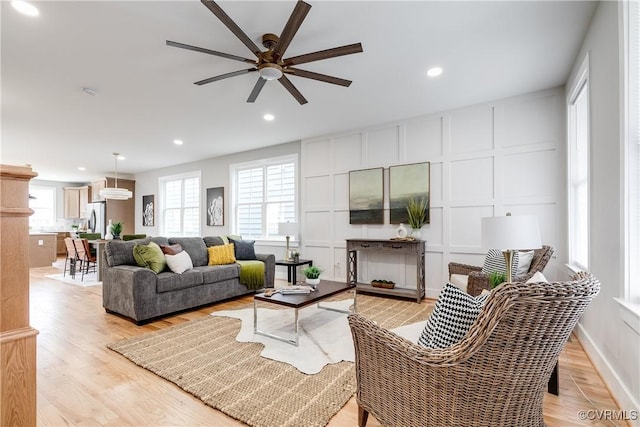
[{"left": 275, "top": 258, "right": 313, "bottom": 284}]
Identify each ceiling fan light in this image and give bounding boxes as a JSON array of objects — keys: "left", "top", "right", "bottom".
[{"left": 258, "top": 64, "right": 283, "bottom": 81}]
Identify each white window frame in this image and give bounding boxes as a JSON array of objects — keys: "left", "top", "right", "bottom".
[
  {"left": 28, "top": 185, "right": 57, "bottom": 230},
  {"left": 567, "top": 53, "right": 590, "bottom": 272},
  {"left": 158, "top": 171, "right": 201, "bottom": 237},
  {"left": 623, "top": 0, "right": 640, "bottom": 304},
  {"left": 229, "top": 154, "right": 298, "bottom": 242}
]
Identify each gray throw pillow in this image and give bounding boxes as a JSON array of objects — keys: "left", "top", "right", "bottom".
[
  {"left": 228, "top": 237, "right": 256, "bottom": 260},
  {"left": 418, "top": 283, "right": 489, "bottom": 349}
]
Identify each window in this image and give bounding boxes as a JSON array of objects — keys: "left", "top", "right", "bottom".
[
  {"left": 567, "top": 54, "right": 590, "bottom": 271},
  {"left": 159, "top": 172, "right": 200, "bottom": 237},
  {"left": 625, "top": 0, "right": 640, "bottom": 303},
  {"left": 28, "top": 186, "right": 56, "bottom": 230},
  {"left": 231, "top": 155, "right": 297, "bottom": 240}
]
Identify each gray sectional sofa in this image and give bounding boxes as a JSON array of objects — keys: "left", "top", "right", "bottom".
[{"left": 102, "top": 236, "right": 275, "bottom": 324}]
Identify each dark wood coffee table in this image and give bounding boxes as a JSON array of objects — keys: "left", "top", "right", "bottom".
[{"left": 253, "top": 280, "right": 356, "bottom": 346}]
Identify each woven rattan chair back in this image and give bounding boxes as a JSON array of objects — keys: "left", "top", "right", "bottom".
[
  {"left": 348, "top": 272, "right": 600, "bottom": 427},
  {"left": 63, "top": 237, "right": 78, "bottom": 278}
]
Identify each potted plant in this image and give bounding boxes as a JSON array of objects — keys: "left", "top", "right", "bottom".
[
  {"left": 489, "top": 271, "right": 506, "bottom": 288},
  {"left": 110, "top": 221, "right": 123, "bottom": 240},
  {"left": 290, "top": 251, "right": 300, "bottom": 263},
  {"left": 406, "top": 197, "right": 428, "bottom": 238},
  {"left": 303, "top": 265, "right": 322, "bottom": 288}
]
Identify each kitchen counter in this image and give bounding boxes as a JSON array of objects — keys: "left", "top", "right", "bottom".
[{"left": 28, "top": 233, "right": 57, "bottom": 268}]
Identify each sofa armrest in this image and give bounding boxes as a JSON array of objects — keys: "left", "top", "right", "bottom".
[
  {"left": 255, "top": 253, "right": 275, "bottom": 288},
  {"left": 102, "top": 265, "right": 158, "bottom": 320}
]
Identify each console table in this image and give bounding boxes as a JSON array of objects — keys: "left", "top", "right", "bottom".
[{"left": 346, "top": 238, "right": 426, "bottom": 303}]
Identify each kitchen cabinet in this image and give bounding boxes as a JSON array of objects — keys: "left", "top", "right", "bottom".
[
  {"left": 56, "top": 232, "right": 70, "bottom": 256},
  {"left": 91, "top": 177, "right": 136, "bottom": 235},
  {"left": 63, "top": 186, "right": 90, "bottom": 218},
  {"left": 91, "top": 179, "right": 106, "bottom": 202}
]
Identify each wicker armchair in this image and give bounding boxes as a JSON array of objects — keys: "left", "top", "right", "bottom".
[
  {"left": 449, "top": 245, "right": 554, "bottom": 296},
  {"left": 348, "top": 272, "right": 600, "bottom": 427}
]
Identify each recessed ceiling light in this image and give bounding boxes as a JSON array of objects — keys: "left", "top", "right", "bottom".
[
  {"left": 263, "top": 114, "right": 275, "bottom": 121},
  {"left": 173, "top": 139, "right": 184, "bottom": 145},
  {"left": 427, "top": 67, "right": 443, "bottom": 78},
  {"left": 78, "top": 167, "right": 86, "bottom": 171},
  {"left": 11, "top": 1, "right": 39, "bottom": 16},
  {"left": 81, "top": 87, "right": 97, "bottom": 96}
]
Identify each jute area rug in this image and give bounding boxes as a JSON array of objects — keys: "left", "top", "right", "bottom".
[{"left": 108, "top": 294, "right": 433, "bottom": 427}]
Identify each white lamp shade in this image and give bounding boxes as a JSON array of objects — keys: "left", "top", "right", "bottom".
[
  {"left": 99, "top": 187, "right": 132, "bottom": 200},
  {"left": 481, "top": 215, "right": 542, "bottom": 250},
  {"left": 278, "top": 221, "right": 297, "bottom": 237}
]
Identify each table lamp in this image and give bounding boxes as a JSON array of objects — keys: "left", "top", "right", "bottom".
[
  {"left": 278, "top": 221, "right": 298, "bottom": 261},
  {"left": 481, "top": 213, "right": 542, "bottom": 283}
]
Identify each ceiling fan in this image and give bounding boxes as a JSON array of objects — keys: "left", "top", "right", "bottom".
[{"left": 167, "top": 0, "right": 363, "bottom": 105}]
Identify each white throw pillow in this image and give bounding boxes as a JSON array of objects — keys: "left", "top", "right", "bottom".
[
  {"left": 165, "top": 250, "right": 193, "bottom": 274},
  {"left": 481, "top": 249, "right": 519, "bottom": 278},
  {"left": 417, "top": 283, "right": 489, "bottom": 349},
  {"left": 516, "top": 250, "right": 535, "bottom": 276},
  {"left": 526, "top": 271, "right": 548, "bottom": 283},
  {"left": 449, "top": 274, "right": 469, "bottom": 293}
]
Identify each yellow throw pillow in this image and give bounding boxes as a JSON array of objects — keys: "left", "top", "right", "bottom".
[{"left": 208, "top": 244, "right": 236, "bottom": 266}]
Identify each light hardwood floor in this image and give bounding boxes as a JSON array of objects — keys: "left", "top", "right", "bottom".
[{"left": 29, "top": 262, "right": 625, "bottom": 426}]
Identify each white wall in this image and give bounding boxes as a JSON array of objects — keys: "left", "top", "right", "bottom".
[
  {"left": 567, "top": 1, "right": 640, "bottom": 413},
  {"left": 301, "top": 87, "right": 566, "bottom": 298}
]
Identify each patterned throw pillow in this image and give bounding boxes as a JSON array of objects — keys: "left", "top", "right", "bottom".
[
  {"left": 418, "top": 283, "right": 490, "bottom": 349},
  {"left": 228, "top": 237, "right": 257, "bottom": 260},
  {"left": 481, "top": 249, "right": 519, "bottom": 278},
  {"left": 133, "top": 241, "right": 167, "bottom": 274},
  {"left": 207, "top": 244, "right": 236, "bottom": 266}
]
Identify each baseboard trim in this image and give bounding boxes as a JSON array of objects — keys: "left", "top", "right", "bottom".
[{"left": 575, "top": 322, "right": 640, "bottom": 423}]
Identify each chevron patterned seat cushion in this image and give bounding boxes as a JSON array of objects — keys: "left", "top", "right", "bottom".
[{"left": 481, "top": 249, "right": 519, "bottom": 277}]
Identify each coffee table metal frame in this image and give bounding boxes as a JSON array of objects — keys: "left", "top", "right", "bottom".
[{"left": 253, "top": 280, "right": 356, "bottom": 346}]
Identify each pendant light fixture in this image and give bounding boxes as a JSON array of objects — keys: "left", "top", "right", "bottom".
[{"left": 99, "top": 153, "right": 132, "bottom": 200}]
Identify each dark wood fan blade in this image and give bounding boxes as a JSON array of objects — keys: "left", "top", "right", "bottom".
[
  {"left": 283, "top": 43, "right": 363, "bottom": 66},
  {"left": 247, "top": 77, "right": 267, "bottom": 103},
  {"left": 166, "top": 40, "right": 257, "bottom": 64},
  {"left": 278, "top": 75, "right": 308, "bottom": 105},
  {"left": 285, "top": 67, "right": 352, "bottom": 87},
  {"left": 194, "top": 68, "right": 257, "bottom": 85},
  {"left": 273, "top": 1, "right": 311, "bottom": 61},
  {"left": 200, "top": 0, "right": 263, "bottom": 58}
]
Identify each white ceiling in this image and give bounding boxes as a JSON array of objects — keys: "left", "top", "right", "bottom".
[{"left": 1, "top": 0, "right": 596, "bottom": 183}]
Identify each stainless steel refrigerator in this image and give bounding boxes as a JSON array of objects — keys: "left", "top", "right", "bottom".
[{"left": 87, "top": 202, "right": 107, "bottom": 237}]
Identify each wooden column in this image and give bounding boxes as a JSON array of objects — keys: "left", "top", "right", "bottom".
[{"left": 0, "top": 164, "right": 39, "bottom": 426}]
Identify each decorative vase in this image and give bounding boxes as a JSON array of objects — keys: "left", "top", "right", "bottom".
[
  {"left": 305, "top": 277, "right": 320, "bottom": 288},
  {"left": 105, "top": 220, "right": 114, "bottom": 240},
  {"left": 396, "top": 223, "right": 408, "bottom": 238},
  {"left": 410, "top": 228, "right": 422, "bottom": 239}
]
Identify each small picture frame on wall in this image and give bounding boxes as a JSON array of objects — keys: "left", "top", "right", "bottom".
[
  {"left": 349, "top": 167, "right": 384, "bottom": 224},
  {"left": 142, "top": 195, "right": 154, "bottom": 226},
  {"left": 389, "top": 162, "right": 430, "bottom": 224},
  {"left": 206, "top": 187, "right": 224, "bottom": 226}
]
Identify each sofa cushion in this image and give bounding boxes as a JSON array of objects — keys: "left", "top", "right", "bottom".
[
  {"left": 160, "top": 243, "right": 183, "bottom": 255},
  {"left": 105, "top": 237, "right": 169, "bottom": 267},
  {"left": 168, "top": 237, "right": 208, "bottom": 267},
  {"left": 165, "top": 250, "right": 193, "bottom": 274},
  {"left": 516, "top": 250, "right": 535, "bottom": 276},
  {"left": 203, "top": 236, "right": 226, "bottom": 247},
  {"left": 418, "top": 282, "right": 489, "bottom": 349},
  {"left": 194, "top": 264, "right": 241, "bottom": 283},
  {"left": 156, "top": 270, "right": 204, "bottom": 293},
  {"left": 133, "top": 241, "right": 167, "bottom": 274},
  {"left": 228, "top": 237, "right": 256, "bottom": 260},
  {"left": 208, "top": 244, "right": 236, "bottom": 265}
]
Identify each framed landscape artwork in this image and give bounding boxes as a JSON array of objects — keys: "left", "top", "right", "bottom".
[
  {"left": 349, "top": 167, "right": 384, "bottom": 224},
  {"left": 389, "top": 162, "right": 430, "bottom": 224},
  {"left": 142, "top": 195, "right": 154, "bottom": 227},
  {"left": 206, "top": 187, "right": 224, "bottom": 226}
]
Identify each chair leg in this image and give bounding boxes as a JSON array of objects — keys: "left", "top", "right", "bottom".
[
  {"left": 63, "top": 257, "right": 68, "bottom": 277},
  {"left": 358, "top": 406, "right": 369, "bottom": 427}
]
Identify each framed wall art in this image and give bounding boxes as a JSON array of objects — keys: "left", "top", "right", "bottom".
[
  {"left": 206, "top": 187, "right": 224, "bottom": 226},
  {"left": 142, "top": 195, "right": 154, "bottom": 226},
  {"left": 389, "top": 162, "right": 430, "bottom": 224},
  {"left": 349, "top": 167, "right": 384, "bottom": 224}
]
